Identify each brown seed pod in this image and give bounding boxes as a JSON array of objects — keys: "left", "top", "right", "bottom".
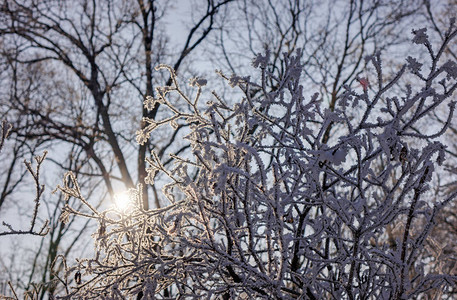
[
  {"left": 137, "top": 291, "right": 144, "bottom": 300},
  {"left": 98, "top": 223, "right": 106, "bottom": 236},
  {"left": 400, "top": 146, "right": 408, "bottom": 165},
  {"left": 284, "top": 212, "right": 294, "bottom": 223},
  {"left": 75, "top": 271, "right": 81, "bottom": 284}
]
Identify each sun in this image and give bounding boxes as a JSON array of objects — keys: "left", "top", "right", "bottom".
[{"left": 114, "top": 192, "right": 132, "bottom": 211}]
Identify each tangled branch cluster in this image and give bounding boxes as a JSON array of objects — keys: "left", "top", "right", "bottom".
[{"left": 55, "top": 25, "right": 457, "bottom": 299}]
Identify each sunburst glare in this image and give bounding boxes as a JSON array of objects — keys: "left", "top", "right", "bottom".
[{"left": 114, "top": 192, "right": 132, "bottom": 211}]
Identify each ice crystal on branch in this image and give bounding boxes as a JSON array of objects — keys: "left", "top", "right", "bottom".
[
  {"left": 189, "top": 77, "right": 207, "bottom": 87},
  {"left": 406, "top": 56, "right": 423, "bottom": 74},
  {"left": 412, "top": 28, "right": 429, "bottom": 45}
]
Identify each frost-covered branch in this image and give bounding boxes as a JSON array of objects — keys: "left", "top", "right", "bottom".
[
  {"left": 0, "top": 121, "right": 50, "bottom": 237},
  {"left": 54, "top": 23, "right": 457, "bottom": 299}
]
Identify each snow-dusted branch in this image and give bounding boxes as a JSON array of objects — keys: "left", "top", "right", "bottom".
[
  {"left": 0, "top": 121, "right": 49, "bottom": 237},
  {"left": 55, "top": 23, "right": 457, "bottom": 299}
]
